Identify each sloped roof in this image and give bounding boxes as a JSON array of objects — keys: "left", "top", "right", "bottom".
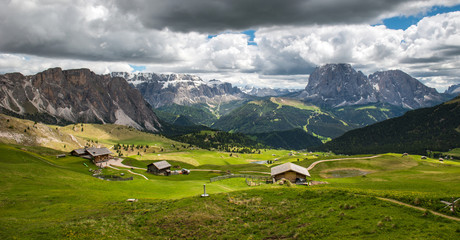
[
  {"left": 85, "top": 147, "right": 112, "bottom": 157},
  {"left": 150, "top": 160, "right": 171, "bottom": 170},
  {"left": 72, "top": 148, "right": 87, "bottom": 155},
  {"left": 271, "top": 162, "right": 310, "bottom": 177}
]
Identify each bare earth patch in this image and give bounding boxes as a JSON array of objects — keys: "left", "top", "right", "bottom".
[{"left": 320, "top": 168, "right": 375, "bottom": 178}]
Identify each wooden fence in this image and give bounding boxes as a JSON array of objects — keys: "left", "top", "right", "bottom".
[{"left": 210, "top": 174, "right": 270, "bottom": 182}]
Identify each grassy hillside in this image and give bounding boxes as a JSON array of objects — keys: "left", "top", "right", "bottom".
[
  {"left": 0, "top": 114, "right": 86, "bottom": 151},
  {"left": 322, "top": 96, "right": 460, "bottom": 154},
  {"left": 1, "top": 144, "right": 460, "bottom": 239},
  {"left": 155, "top": 103, "right": 217, "bottom": 126},
  {"left": 155, "top": 100, "right": 249, "bottom": 127},
  {"left": 212, "top": 98, "right": 353, "bottom": 141},
  {"left": 331, "top": 103, "right": 407, "bottom": 127}
]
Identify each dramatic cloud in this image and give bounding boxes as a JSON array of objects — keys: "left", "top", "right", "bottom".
[
  {"left": 0, "top": 0, "right": 459, "bottom": 91},
  {"left": 114, "top": 0, "right": 460, "bottom": 32},
  {"left": 0, "top": 0, "right": 210, "bottom": 62}
]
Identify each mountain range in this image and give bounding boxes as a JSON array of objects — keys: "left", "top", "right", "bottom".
[
  {"left": 112, "top": 64, "right": 448, "bottom": 136},
  {"left": 111, "top": 72, "right": 246, "bottom": 109},
  {"left": 0, "top": 64, "right": 456, "bottom": 151},
  {"left": 298, "top": 64, "right": 444, "bottom": 109}
]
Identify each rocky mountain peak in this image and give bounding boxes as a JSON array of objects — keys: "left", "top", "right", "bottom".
[
  {"left": 369, "top": 70, "right": 442, "bottom": 109},
  {"left": 0, "top": 68, "right": 162, "bottom": 132},
  {"left": 113, "top": 72, "right": 246, "bottom": 108},
  {"left": 304, "top": 63, "right": 377, "bottom": 107},
  {"left": 301, "top": 64, "right": 443, "bottom": 109},
  {"left": 445, "top": 84, "right": 460, "bottom": 95}
]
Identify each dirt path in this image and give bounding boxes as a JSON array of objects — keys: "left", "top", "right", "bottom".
[
  {"left": 102, "top": 158, "right": 146, "bottom": 170},
  {"left": 306, "top": 155, "right": 382, "bottom": 171},
  {"left": 377, "top": 197, "right": 460, "bottom": 222},
  {"left": 107, "top": 165, "right": 149, "bottom": 180}
]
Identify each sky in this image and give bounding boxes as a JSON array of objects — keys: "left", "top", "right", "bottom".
[{"left": 0, "top": 0, "right": 460, "bottom": 92}]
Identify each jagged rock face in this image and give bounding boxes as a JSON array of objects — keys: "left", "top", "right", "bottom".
[
  {"left": 369, "top": 70, "right": 443, "bottom": 109},
  {"left": 445, "top": 84, "right": 460, "bottom": 95},
  {"left": 304, "top": 64, "right": 377, "bottom": 107},
  {"left": 0, "top": 68, "right": 161, "bottom": 132},
  {"left": 241, "top": 86, "right": 300, "bottom": 97},
  {"left": 112, "top": 72, "right": 246, "bottom": 108},
  {"left": 302, "top": 64, "right": 443, "bottom": 109}
]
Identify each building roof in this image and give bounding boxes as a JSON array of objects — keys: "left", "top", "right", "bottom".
[
  {"left": 72, "top": 148, "right": 87, "bottom": 155},
  {"left": 271, "top": 162, "right": 310, "bottom": 177},
  {"left": 85, "top": 147, "right": 113, "bottom": 157},
  {"left": 149, "top": 160, "right": 171, "bottom": 170}
]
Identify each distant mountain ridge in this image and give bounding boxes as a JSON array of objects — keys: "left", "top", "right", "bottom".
[
  {"left": 0, "top": 68, "right": 162, "bottom": 132},
  {"left": 445, "top": 84, "right": 460, "bottom": 96},
  {"left": 112, "top": 72, "right": 247, "bottom": 108},
  {"left": 299, "top": 64, "right": 444, "bottom": 109},
  {"left": 240, "top": 86, "right": 301, "bottom": 97}
]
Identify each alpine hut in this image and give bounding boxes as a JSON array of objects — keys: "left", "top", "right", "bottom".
[
  {"left": 71, "top": 147, "right": 113, "bottom": 163},
  {"left": 147, "top": 160, "right": 172, "bottom": 176},
  {"left": 271, "top": 162, "right": 310, "bottom": 183}
]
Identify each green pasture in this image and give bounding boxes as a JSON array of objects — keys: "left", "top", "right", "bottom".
[
  {"left": 1, "top": 142, "right": 460, "bottom": 239},
  {"left": 0, "top": 144, "right": 259, "bottom": 239}
]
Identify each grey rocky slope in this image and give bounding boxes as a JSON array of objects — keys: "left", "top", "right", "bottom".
[
  {"left": 445, "top": 84, "right": 460, "bottom": 96},
  {"left": 368, "top": 70, "right": 442, "bottom": 109},
  {"left": 241, "top": 85, "right": 301, "bottom": 97},
  {"left": 0, "top": 68, "right": 162, "bottom": 132},
  {"left": 299, "top": 63, "right": 444, "bottom": 109},
  {"left": 112, "top": 72, "right": 246, "bottom": 108}
]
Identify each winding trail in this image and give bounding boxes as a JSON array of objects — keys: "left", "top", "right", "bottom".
[
  {"left": 306, "top": 155, "right": 381, "bottom": 171},
  {"left": 103, "top": 158, "right": 146, "bottom": 170},
  {"left": 107, "top": 165, "right": 149, "bottom": 180},
  {"left": 377, "top": 197, "right": 460, "bottom": 222}
]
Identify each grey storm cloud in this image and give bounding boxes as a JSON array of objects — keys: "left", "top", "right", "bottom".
[{"left": 114, "top": 0, "right": 418, "bottom": 32}]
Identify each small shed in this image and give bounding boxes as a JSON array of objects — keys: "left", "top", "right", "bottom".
[
  {"left": 71, "top": 148, "right": 87, "bottom": 157},
  {"left": 147, "top": 160, "right": 172, "bottom": 176},
  {"left": 271, "top": 162, "right": 310, "bottom": 183}
]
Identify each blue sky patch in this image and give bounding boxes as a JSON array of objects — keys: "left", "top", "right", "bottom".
[
  {"left": 130, "top": 64, "right": 146, "bottom": 72},
  {"left": 242, "top": 29, "right": 257, "bottom": 45},
  {"left": 208, "top": 30, "right": 257, "bottom": 45},
  {"left": 383, "top": 4, "right": 460, "bottom": 30}
]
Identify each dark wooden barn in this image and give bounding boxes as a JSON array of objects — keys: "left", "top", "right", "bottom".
[{"left": 147, "top": 160, "right": 172, "bottom": 176}]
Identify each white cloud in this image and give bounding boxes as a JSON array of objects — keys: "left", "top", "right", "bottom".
[{"left": 0, "top": 1, "right": 459, "bottom": 91}]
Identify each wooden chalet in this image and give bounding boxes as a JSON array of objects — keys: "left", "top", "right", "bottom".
[
  {"left": 271, "top": 162, "right": 310, "bottom": 183},
  {"left": 71, "top": 147, "right": 113, "bottom": 163},
  {"left": 147, "top": 160, "right": 172, "bottom": 176}
]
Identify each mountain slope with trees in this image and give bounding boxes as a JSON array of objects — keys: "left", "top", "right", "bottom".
[{"left": 321, "top": 96, "right": 460, "bottom": 154}]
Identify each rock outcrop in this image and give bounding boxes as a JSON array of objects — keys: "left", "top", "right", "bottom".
[
  {"left": 369, "top": 70, "right": 442, "bottom": 109},
  {"left": 0, "top": 68, "right": 162, "bottom": 131},
  {"left": 301, "top": 64, "right": 444, "bottom": 109},
  {"left": 112, "top": 72, "right": 246, "bottom": 108}
]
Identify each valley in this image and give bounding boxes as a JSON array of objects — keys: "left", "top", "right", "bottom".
[{"left": 1, "top": 115, "right": 459, "bottom": 239}]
